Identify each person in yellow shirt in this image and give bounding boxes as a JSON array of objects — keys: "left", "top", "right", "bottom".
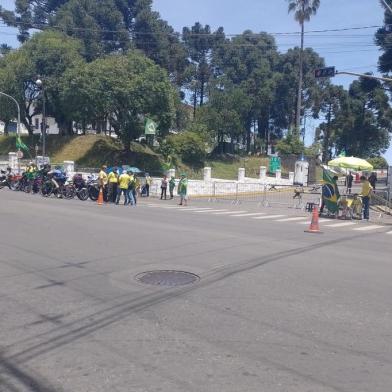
[
  {"left": 107, "top": 168, "right": 119, "bottom": 203},
  {"left": 98, "top": 165, "right": 108, "bottom": 189},
  {"left": 116, "top": 171, "right": 131, "bottom": 205},
  {"left": 360, "top": 176, "right": 373, "bottom": 220}
]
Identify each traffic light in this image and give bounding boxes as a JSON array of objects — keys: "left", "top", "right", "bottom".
[{"left": 315, "top": 67, "right": 336, "bottom": 78}]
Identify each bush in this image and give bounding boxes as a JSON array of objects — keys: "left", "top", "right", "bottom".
[
  {"left": 367, "top": 156, "right": 389, "bottom": 169},
  {"left": 276, "top": 134, "right": 305, "bottom": 156},
  {"left": 166, "top": 131, "right": 206, "bottom": 167}
]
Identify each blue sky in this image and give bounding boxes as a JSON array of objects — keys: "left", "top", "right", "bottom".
[{"left": 1, "top": 0, "right": 391, "bottom": 163}]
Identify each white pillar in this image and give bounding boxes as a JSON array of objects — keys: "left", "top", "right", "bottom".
[
  {"left": 238, "top": 168, "right": 245, "bottom": 182},
  {"left": 204, "top": 167, "right": 212, "bottom": 182},
  {"left": 168, "top": 168, "right": 176, "bottom": 178},
  {"left": 8, "top": 152, "right": 17, "bottom": 171},
  {"left": 64, "top": 161, "right": 75, "bottom": 176},
  {"left": 259, "top": 166, "right": 267, "bottom": 180},
  {"left": 275, "top": 169, "right": 282, "bottom": 181},
  {"left": 289, "top": 172, "right": 295, "bottom": 184}
]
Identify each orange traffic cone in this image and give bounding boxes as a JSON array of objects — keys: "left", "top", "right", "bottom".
[
  {"left": 305, "top": 206, "right": 322, "bottom": 234},
  {"left": 97, "top": 187, "right": 104, "bottom": 205}
]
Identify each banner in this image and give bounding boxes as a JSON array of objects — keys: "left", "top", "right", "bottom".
[
  {"left": 145, "top": 118, "right": 158, "bottom": 135},
  {"left": 322, "top": 169, "right": 340, "bottom": 213}
]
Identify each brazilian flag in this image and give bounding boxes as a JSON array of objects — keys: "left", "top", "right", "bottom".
[
  {"left": 322, "top": 169, "right": 340, "bottom": 213},
  {"left": 16, "top": 136, "right": 29, "bottom": 151}
]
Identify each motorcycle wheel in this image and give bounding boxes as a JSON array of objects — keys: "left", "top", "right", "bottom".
[{"left": 77, "top": 188, "right": 89, "bottom": 201}]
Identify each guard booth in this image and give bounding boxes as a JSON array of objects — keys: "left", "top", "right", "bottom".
[{"left": 294, "top": 160, "right": 309, "bottom": 186}]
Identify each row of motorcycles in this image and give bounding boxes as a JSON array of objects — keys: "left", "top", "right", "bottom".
[{"left": 0, "top": 167, "right": 104, "bottom": 201}]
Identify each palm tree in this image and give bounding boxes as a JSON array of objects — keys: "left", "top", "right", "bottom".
[{"left": 287, "top": 0, "right": 320, "bottom": 138}]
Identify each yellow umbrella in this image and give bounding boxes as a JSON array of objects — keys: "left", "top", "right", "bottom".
[{"left": 328, "top": 156, "right": 373, "bottom": 171}]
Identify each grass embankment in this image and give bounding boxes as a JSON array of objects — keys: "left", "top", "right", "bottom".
[
  {"left": 0, "top": 135, "right": 290, "bottom": 179},
  {"left": 0, "top": 135, "right": 164, "bottom": 172}
]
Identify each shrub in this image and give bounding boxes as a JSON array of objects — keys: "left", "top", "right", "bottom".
[{"left": 166, "top": 131, "right": 206, "bottom": 167}]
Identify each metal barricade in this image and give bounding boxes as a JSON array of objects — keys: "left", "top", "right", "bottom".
[{"left": 371, "top": 190, "right": 392, "bottom": 216}]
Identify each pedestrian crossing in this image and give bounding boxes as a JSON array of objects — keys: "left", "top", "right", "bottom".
[{"left": 142, "top": 203, "right": 390, "bottom": 236}]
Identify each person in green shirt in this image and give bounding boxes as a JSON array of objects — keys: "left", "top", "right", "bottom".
[
  {"left": 169, "top": 176, "right": 176, "bottom": 199},
  {"left": 116, "top": 171, "right": 131, "bottom": 205},
  {"left": 178, "top": 173, "right": 188, "bottom": 206}
]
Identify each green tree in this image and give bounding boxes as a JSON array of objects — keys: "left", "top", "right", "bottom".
[
  {"left": 182, "top": 23, "right": 225, "bottom": 112},
  {"left": 375, "top": 0, "right": 392, "bottom": 73},
  {"left": 287, "top": 0, "right": 321, "bottom": 137},
  {"left": 323, "top": 77, "right": 392, "bottom": 157},
  {"left": 0, "top": 30, "right": 83, "bottom": 135},
  {"left": 60, "top": 52, "right": 176, "bottom": 149},
  {"left": 52, "top": 0, "right": 131, "bottom": 60}
]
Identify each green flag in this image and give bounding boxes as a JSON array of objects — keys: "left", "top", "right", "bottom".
[
  {"left": 145, "top": 118, "right": 157, "bottom": 135},
  {"left": 322, "top": 169, "right": 340, "bottom": 213},
  {"left": 16, "top": 136, "right": 29, "bottom": 151}
]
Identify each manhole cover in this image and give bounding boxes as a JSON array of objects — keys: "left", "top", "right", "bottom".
[{"left": 135, "top": 270, "right": 200, "bottom": 287}]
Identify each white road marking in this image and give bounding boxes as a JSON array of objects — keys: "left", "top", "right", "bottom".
[
  {"left": 194, "top": 209, "right": 228, "bottom": 213},
  {"left": 353, "top": 225, "right": 384, "bottom": 231},
  {"left": 276, "top": 217, "right": 308, "bottom": 222},
  {"left": 324, "top": 222, "right": 357, "bottom": 228},
  {"left": 298, "top": 219, "right": 329, "bottom": 224},
  {"left": 229, "top": 212, "right": 266, "bottom": 217},
  {"left": 176, "top": 207, "right": 213, "bottom": 211},
  {"left": 212, "top": 210, "right": 248, "bottom": 215},
  {"left": 386, "top": 231, "right": 392, "bottom": 235},
  {"left": 252, "top": 214, "right": 286, "bottom": 220}
]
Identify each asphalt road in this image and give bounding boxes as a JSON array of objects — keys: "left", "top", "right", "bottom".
[{"left": 0, "top": 190, "right": 391, "bottom": 392}]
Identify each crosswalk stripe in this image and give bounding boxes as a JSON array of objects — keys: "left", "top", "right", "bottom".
[
  {"left": 194, "top": 209, "right": 228, "bottom": 213},
  {"left": 276, "top": 217, "right": 308, "bottom": 222},
  {"left": 324, "top": 222, "right": 357, "bottom": 228},
  {"left": 353, "top": 225, "right": 384, "bottom": 231},
  {"left": 298, "top": 219, "right": 329, "bottom": 224},
  {"left": 252, "top": 214, "right": 286, "bottom": 220},
  {"left": 176, "top": 207, "right": 213, "bottom": 211},
  {"left": 386, "top": 231, "right": 392, "bottom": 235},
  {"left": 230, "top": 212, "right": 266, "bottom": 217},
  {"left": 212, "top": 210, "right": 248, "bottom": 215}
]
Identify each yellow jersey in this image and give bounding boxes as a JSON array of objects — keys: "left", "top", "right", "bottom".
[
  {"left": 361, "top": 180, "right": 373, "bottom": 197},
  {"left": 99, "top": 170, "right": 108, "bottom": 186},
  {"left": 108, "top": 172, "right": 118, "bottom": 183},
  {"left": 119, "top": 173, "right": 131, "bottom": 189}
]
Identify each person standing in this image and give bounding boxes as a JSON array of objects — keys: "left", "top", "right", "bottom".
[
  {"left": 368, "top": 172, "right": 377, "bottom": 190},
  {"left": 127, "top": 171, "right": 136, "bottom": 206},
  {"left": 116, "top": 170, "right": 131, "bottom": 205},
  {"left": 346, "top": 172, "right": 353, "bottom": 194},
  {"left": 360, "top": 175, "right": 373, "bottom": 221},
  {"left": 145, "top": 173, "right": 152, "bottom": 197},
  {"left": 169, "top": 176, "right": 176, "bottom": 199},
  {"left": 98, "top": 165, "right": 108, "bottom": 190},
  {"left": 160, "top": 175, "right": 168, "bottom": 200},
  {"left": 178, "top": 173, "right": 188, "bottom": 206},
  {"left": 107, "top": 168, "right": 119, "bottom": 203}
]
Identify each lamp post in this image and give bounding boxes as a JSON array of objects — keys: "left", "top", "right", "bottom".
[{"left": 35, "top": 78, "right": 46, "bottom": 157}]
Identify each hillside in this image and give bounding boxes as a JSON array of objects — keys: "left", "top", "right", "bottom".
[{"left": 0, "top": 135, "right": 287, "bottom": 179}]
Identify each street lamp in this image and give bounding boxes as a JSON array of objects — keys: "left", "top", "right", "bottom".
[{"left": 35, "top": 78, "right": 46, "bottom": 157}]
